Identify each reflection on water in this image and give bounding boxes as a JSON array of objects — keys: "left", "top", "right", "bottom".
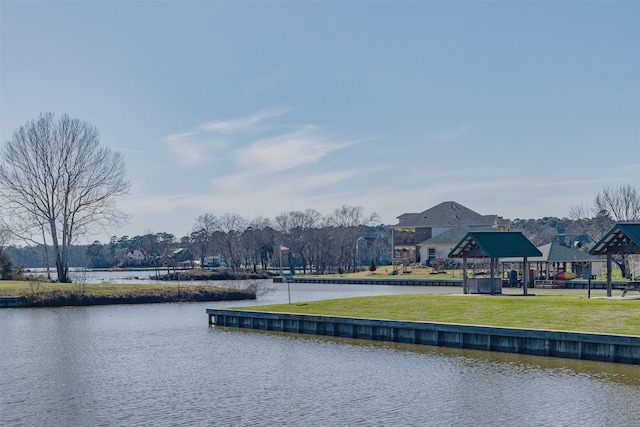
[{"left": 1, "top": 281, "right": 639, "bottom": 426}]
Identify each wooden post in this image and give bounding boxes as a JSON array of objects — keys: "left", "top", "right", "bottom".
[
  {"left": 607, "top": 252, "right": 612, "bottom": 297},
  {"left": 523, "top": 257, "right": 528, "bottom": 296},
  {"left": 463, "top": 255, "right": 468, "bottom": 294},
  {"left": 391, "top": 228, "right": 395, "bottom": 267}
]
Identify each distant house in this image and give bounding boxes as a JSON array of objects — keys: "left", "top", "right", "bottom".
[
  {"left": 171, "top": 248, "right": 192, "bottom": 262},
  {"left": 392, "top": 201, "right": 510, "bottom": 266},
  {"left": 170, "top": 248, "right": 193, "bottom": 267},
  {"left": 126, "top": 249, "right": 146, "bottom": 265},
  {"left": 202, "top": 255, "right": 226, "bottom": 268}
]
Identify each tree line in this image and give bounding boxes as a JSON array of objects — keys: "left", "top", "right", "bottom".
[{"left": 4, "top": 206, "right": 389, "bottom": 276}]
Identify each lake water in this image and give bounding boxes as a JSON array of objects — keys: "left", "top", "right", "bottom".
[{"left": 1, "top": 280, "right": 639, "bottom": 426}]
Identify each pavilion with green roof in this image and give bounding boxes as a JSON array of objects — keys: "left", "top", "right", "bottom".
[
  {"left": 589, "top": 223, "right": 640, "bottom": 297},
  {"left": 449, "top": 231, "right": 542, "bottom": 295}
]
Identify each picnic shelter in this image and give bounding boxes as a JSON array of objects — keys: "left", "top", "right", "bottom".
[
  {"left": 589, "top": 223, "right": 640, "bottom": 297},
  {"left": 448, "top": 231, "right": 542, "bottom": 295}
]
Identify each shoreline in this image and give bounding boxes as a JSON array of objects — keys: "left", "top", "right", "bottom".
[
  {"left": 0, "top": 286, "right": 256, "bottom": 308},
  {"left": 273, "top": 276, "right": 633, "bottom": 290},
  {"left": 207, "top": 309, "right": 640, "bottom": 365}
]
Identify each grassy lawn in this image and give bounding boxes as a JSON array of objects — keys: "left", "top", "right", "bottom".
[
  {"left": 304, "top": 266, "right": 462, "bottom": 280},
  {"left": 307, "top": 265, "right": 629, "bottom": 282},
  {"left": 237, "top": 293, "right": 640, "bottom": 336}
]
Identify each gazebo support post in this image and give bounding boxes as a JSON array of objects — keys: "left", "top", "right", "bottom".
[
  {"left": 523, "top": 257, "right": 529, "bottom": 296},
  {"left": 607, "top": 252, "right": 612, "bottom": 297},
  {"left": 462, "top": 255, "right": 468, "bottom": 294}
]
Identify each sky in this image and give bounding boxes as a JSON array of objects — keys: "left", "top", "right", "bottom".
[{"left": 1, "top": 1, "right": 639, "bottom": 243}]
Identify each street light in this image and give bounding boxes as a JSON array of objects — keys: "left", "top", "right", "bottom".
[{"left": 356, "top": 236, "right": 366, "bottom": 272}]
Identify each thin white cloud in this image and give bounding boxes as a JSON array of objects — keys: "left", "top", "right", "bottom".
[
  {"left": 617, "top": 163, "right": 640, "bottom": 174},
  {"left": 165, "top": 131, "right": 198, "bottom": 142},
  {"left": 164, "top": 107, "right": 295, "bottom": 165},
  {"left": 112, "top": 146, "right": 166, "bottom": 158},
  {"left": 200, "top": 106, "right": 290, "bottom": 133},
  {"left": 120, "top": 192, "right": 201, "bottom": 215},
  {"left": 237, "top": 127, "right": 350, "bottom": 173},
  {"left": 532, "top": 177, "right": 613, "bottom": 188},
  {"left": 211, "top": 168, "right": 364, "bottom": 195},
  {"left": 285, "top": 170, "right": 365, "bottom": 193},
  {"left": 164, "top": 132, "right": 228, "bottom": 165}
]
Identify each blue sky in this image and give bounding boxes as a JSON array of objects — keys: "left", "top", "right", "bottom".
[{"left": 2, "top": 1, "right": 639, "bottom": 243}]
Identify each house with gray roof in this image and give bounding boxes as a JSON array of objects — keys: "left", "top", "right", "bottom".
[{"left": 392, "top": 201, "right": 510, "bottom": 267}]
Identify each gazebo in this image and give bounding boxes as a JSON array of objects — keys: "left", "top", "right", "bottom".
[
  {"left": 449, "top": 231, "right": 542, "bottom": 295},
  {"left": 589, "top": 223, "right": 640, "bottom": 297}
]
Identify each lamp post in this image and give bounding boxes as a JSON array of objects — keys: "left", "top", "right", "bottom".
[{"left": 356, "top": 236, "right": 366, "bottom": 272}]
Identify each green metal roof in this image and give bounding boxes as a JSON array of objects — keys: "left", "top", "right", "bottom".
[
  {"left": 589, "top": 223, "right": 640, "bottom": 255},
  {"left": 501, "top": 242, "right": 598, "bottom": 263},
  {"left": 448, "top": 231, "right": 542, "bottom": 259}
]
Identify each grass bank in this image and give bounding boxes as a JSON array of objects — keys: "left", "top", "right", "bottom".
[
  {"left": 0, "top": 281, "right": 256, "bottom": 307},
  {"left": 238, "top": 293, "right": 640, "bottom": 336},
  {"left": 305, "top": 265, "right": 628, "bottom": 282},
  {"left": 159, "top": 268, "right": 271, "bottom": 281}
]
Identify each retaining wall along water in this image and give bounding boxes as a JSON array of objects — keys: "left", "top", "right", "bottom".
[
  {"left": 272, "top": 276, "right": 627, "bottom": 289},
  {"left": 273, "top": 277, "right": 462, "bottom": 286},
  {"left": 207, "top": 309, "right": 640, "bottom": 364}
]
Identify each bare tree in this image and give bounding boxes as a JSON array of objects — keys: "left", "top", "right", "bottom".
[
  {"left": 594, "top": 185, "right": 640, "bottom": 223},
  {"left": 0, "top": 224, "right": 14, "bottom": 279},
  {"left": 511, "top": 217, "right": 561, "bottom": 246},
  {"left": 0, "top": 224, "right": 10, "bottom": 251},
  {"left": 328, "top": 205, "right": 379, "bottom": 228},
  {"left": 569, "top": 203, "right": 615, "bottom": 245},
  {"left": 326, "top": 205, "right": 379, "bottom": 272},
  {"left": 240, "top": 217, "right": 274, "bottom": 272},
  {"left": 0, "top": 113, "right": 130, "bottom": 282},
  {"left": 275, "top": 209, "right": 323, "bottom": 274},
  {"left": 570, "top": 184, "right": 640, "bottom": 278},
  {"left": 192, "top": 213, "right": 219, "bottom": 267},
  {"left": 216, "top": 213, "right": 248, "bottom": 272}
]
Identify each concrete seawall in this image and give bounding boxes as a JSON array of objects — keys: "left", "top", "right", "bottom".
[
  {"left": 207, "top": 309, "right": 640, "bottom": 365},
  {"left": 273, "top": 277, "right": 462, "bottom": 286},
  {"left": 273, "top": 276, "right": 628, "bottom": 290}
]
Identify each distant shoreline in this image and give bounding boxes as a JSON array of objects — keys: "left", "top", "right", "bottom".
[{"left": 0, "top": 284, "right": 256, "bottom": 308}]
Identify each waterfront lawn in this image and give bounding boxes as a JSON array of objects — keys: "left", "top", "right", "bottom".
[{"left": 240, "top": 294, "right": 640, "bottom": 336}]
